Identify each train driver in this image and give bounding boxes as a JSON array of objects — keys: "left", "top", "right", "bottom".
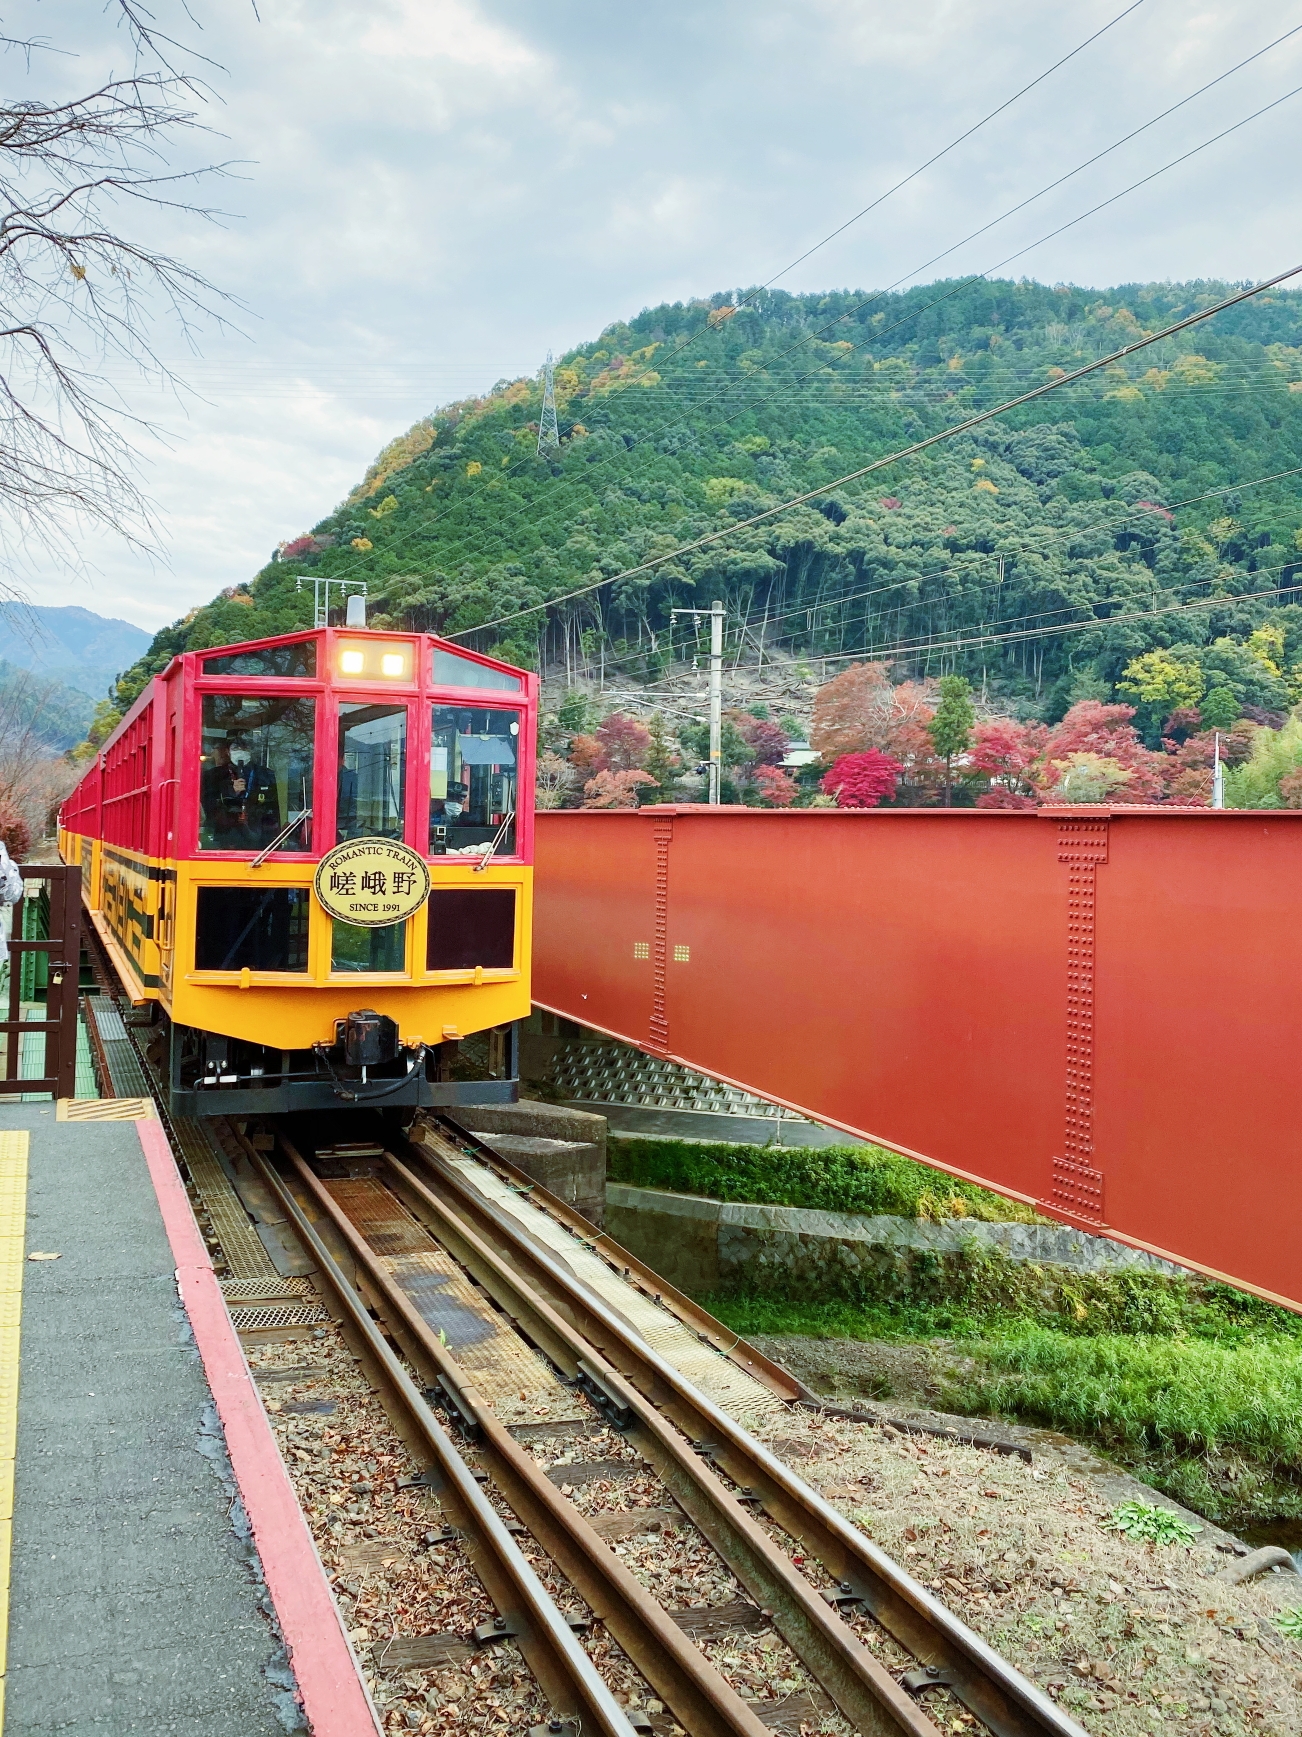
[{"left": 201, "top": 737, "right": 281, "bottom": 848}]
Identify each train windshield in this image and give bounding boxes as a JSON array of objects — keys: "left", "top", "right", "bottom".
[
  {"left": 199, "top": 695, "right": 315, "bottom": 853},
  {"left": 430, "top": 706, "right": 519, "bottom": 858},
  {"left": 337, "top": 703, "right": 407, "bottom": 842}
]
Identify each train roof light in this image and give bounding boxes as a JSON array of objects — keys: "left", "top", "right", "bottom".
[{"left": 337, "top": 641, "right": 412, "bottom": 680}]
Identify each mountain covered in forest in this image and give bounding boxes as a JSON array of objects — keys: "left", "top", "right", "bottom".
[
  {"left": 107, "top": 275, "right": 1302, "bottom": 732},
  {"left": 0, "top": 604, "right": 150, "bottom": 703}
]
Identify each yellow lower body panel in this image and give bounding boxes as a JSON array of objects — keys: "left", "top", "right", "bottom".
[{"left": 60, "top": 835, "right": 532, "bottom": 1051}]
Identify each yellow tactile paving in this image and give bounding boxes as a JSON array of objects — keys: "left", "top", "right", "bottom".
[
  {"left": 0, "top": 1131, "right": 29, "bottom": 1731},
  {"left": 56, "top": 1098, "right": 152, "bottom": 1122}
]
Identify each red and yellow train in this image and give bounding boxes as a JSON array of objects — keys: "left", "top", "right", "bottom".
[{"left": 59, "top": 622, "right": 536, "bottom": 1116}]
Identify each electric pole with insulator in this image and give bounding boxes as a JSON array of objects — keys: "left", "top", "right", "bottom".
[
  {"left": 671, "top": 599, "right": 725, "bottom": 805},
  {"left": 537, "top": 351, "right": 560, "bottom": 458}
]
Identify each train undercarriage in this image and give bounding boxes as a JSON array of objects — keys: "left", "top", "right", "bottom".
[{"left": 155, "top": 1011, "right": 520, "bottom": 1118}]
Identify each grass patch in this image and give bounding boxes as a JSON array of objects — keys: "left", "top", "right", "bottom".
[
  {"left": 702, "top": 1256, "right": 1302, "bottom": 1343},
  {"left": 935, "top": 1329, "right": 1302, "bottom": 1529},
  {"left": 704, "top": 1291, "right": 989, "bottom": 1342},
  {"left": 705, "top": 1291, "right": 1302, "bottom": 1529},
  {"left": 608, "top": 1134, "right": 1042, "bottom": 1223},
  {"left": 939, "top": 1330, "right": 1302, "bottom": 1464}
]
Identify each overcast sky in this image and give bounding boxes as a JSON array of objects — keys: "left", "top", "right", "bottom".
[{"left": 10, "top": 0, "right": 1302, "bottom": 631}]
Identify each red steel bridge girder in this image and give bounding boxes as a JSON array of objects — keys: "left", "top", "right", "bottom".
[{"left": 533, "top": 806, "right": 1302, "bottom": 1313}]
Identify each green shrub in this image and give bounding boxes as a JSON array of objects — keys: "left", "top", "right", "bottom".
[
  {"left": 607, "top": 1135, "right": 1041, "bottom": 1223},
  {"left": 1103, "top": 1501, "right": 1201, "bottom": 1545},
  {"left": 937, "top": 1330, "right": 1302, "bottom": 1463}
]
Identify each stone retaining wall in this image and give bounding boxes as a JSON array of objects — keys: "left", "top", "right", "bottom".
[{"left": 604, "top": 1182, "right": 1191, "bottom": 1299}]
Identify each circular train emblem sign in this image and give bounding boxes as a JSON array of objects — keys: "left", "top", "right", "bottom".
[{"left": 313, "top": 838, "right": 431, "bottom": 928}]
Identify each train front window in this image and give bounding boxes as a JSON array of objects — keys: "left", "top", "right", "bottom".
[
  {"left": 430, "top": 706, "right": 519, "bottom": 857},
  {"left": 337, "top": 703, "right": 407, "bottom": 843},
  {"left": 199, "top": 696, "right": 315, "bottom": 853},
  {"left": 331, "top": 919, "right": 406, "bottom": 973}
]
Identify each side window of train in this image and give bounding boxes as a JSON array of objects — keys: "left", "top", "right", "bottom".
[
  {"left": 430, "top": 706, "right": 520, "bottom": 857},
  {"left": 337, "top": 703, "right": 407, "bottom": 843},
  {"left": 199, "top": 695, "right": 316, "bottom": 853}
]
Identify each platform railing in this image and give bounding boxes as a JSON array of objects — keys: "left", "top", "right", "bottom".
[{"left": 0, "top": 864, "right": 82, "bottom": 1100}]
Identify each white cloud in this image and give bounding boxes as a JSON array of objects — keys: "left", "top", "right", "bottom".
[
  {"left": 359, "top": 0, "right": 539, "bottom": 66},
  {"left": 5, "top": 0, "right": 1302, "bottom": 632}
]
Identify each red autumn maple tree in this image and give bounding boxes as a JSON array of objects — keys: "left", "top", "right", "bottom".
[
  {"left": 730, "top": 712, "right": 789, "bottom": 767},
  {"left": 1036, "top": 701, "right": 1167, "bottom": 803},
  {"left": 969, "top": 718, "right": 1048, "bottom": 807},
  {"left": 581, "top": 769, "right": 656, "bottom": 809},
  {"left": 752, "top": 765, "right": 798, "bottom": 806},
  {"left": 821, "top": 750, "right": 903, "bottom": 808},
  {"left": 811, "top": 663, "right": 943, "bottom": 796}
]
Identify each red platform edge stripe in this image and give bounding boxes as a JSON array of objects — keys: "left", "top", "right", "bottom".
[{"left": 135, "top": 1115, "right": 381, "bottom": 1736}]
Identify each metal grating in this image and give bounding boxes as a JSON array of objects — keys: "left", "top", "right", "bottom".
[
  {"left": 228, "top": 1301, "right": 330, "bottom": 1331},
  {"left": 221, "top": 1276, "right": 314, "bottom": 1303},
  {"left": 436, "top": 1141, "right": 787, "bottom": 1430},
  {"left": 381, "top": 1249, "right": 574, "bottom": 1422},
  {"left": 172, "top": 1116, "right": 281, "bottom": 1282},
  {"left": 322, "top": 1177, "right": 579, "bottom": 1423},
  {"left": 87, "top": 1000, "right": 128, "bottom": 1042},
  {"left": 84, "top": 996, "right": 152, "bottom": 1096},
  {"left": 551, "top": 1040, "right": 782, "bottom": 1119},
  {"left": 83, "top": 998, "right": 278, "bottom": 1281},
  {"left": 323, "top": 1178, "right": 433, "bottom": 1256}
]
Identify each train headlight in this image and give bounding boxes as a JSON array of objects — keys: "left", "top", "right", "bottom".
[{"left": 337, "top": 643, "right": 409, "bottom": 679}]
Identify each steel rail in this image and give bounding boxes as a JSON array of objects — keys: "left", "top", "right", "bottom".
[
  {"left": 368, "top": 1142, "right": 946, "bottom": 1737},
  {"left": 429, "top": 1122, "right": 806, "bottom": 1403},
  {"left": 271, "top": 1132, "right": 781, "bottom": 1737},
  {"left": 237, "top": 1135, "right": 638, "bottom": 1737},
  {"left": 394, "top": 1126, "right": 1087, "bottom": 1737}
]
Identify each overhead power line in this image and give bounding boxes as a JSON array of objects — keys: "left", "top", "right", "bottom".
[
  {"left": 447, "top": 265, "right": 1302, "bottom": 641},
  {"left": 721, "top": 0, "right": 1150, "bottom": 300},
  {"left": 309, "top": 1, "right": 1160, "bottom": 589},
  {"left": 392, "top": 55, "right": 1302, "bottom": 590},
  {"left": 682, "top": 76, "right": 1302, "bottom": 435},
  {"left": 801, "top": 569, "right": 1302, "bottom": 668},
  {"left": 658, "top": 22, "right": 1302, "bottom": 420}
]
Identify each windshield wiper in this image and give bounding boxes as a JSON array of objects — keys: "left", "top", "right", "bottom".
[
  {"left": 251, "top": 809, "right": 312, "bottom": 868},
  {"left": 473, "top": 810, "right": 515, "bottom": 873}
]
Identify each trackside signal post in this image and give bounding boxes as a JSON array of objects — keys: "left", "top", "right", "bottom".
[{"left": 671, "top": 599, "right": 724, "bottom": 805}]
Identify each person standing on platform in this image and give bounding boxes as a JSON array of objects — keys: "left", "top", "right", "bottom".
[{"left": 0, "top": 838, "right": 24, "bottom": 984}]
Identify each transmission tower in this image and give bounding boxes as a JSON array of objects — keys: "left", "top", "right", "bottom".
[{"left": 537, "top": 351, "right": 560, "bottom": 458}]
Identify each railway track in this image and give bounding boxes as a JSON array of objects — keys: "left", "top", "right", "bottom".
[
  {"left": 237, "top": 1114, "right": 1084, "bottom": 1737},
  {"left": 82, "top": 984, "right": 1088, "bottom": 1737}
]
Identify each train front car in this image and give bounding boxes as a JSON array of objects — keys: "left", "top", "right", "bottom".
[{"left": 59, "top": 626, "right": 536, "bottom": 1116}]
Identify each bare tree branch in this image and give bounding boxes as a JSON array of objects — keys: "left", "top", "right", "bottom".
[{"left": 0, "top": 5, "right": 242, "bottom": 576}]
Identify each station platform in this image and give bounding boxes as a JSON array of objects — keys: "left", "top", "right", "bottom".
[{"left": 0, "top": 1099, "right": 376, "bottom": 1736}]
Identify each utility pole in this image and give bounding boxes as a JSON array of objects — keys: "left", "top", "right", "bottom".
[
  {"left": 537, "top": 351, "right": 560, "bottom": 459},
  {"left": 296, "top": 575, "right": 367, "bottom": 628},
  {"left": 708, "top": 598, "right": 723, "bottom": 805},
  {"left": 1212, "top": 731, "right": 1225, "bottom": 809},
  {"left": 670, "top": 598, "right": 725, "bottom": 804}
]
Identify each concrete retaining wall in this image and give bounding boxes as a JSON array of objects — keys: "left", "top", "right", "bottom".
[
  {"left": 604, "top": 1182, "right": 1191, "bottom": 1298},
  {"left": 446, "top": 1103, "right": 607, "bottom": 1227}
]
